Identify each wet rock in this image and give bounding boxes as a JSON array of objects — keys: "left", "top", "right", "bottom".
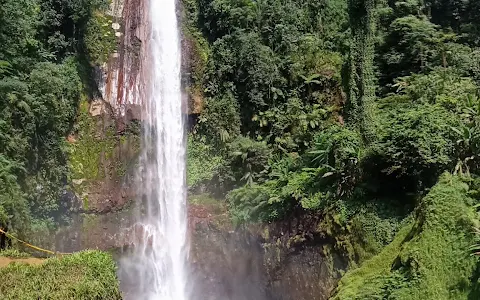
[
  {"left": 54, "top": 191, "right": 346, "bottom": 300},
  {"left": 126, "top": 103, "right": 142, "bottom": 121},
  {"left": 188, "top": 202, "right": 348, "bottom": 300}
]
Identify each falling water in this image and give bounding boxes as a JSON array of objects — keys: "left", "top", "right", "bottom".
[{"left": 119, "top": 0, "right": 188, "bottom": 299}]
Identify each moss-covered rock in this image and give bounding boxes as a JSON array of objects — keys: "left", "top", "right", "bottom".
[
  {"left": 181, "top": 0, "right": 210, "bottom": 114},
  {"left": 332, "top": 173, "right": 479, "bottom": 300},
  {"left": 0, "top": 250, "right": 121, "bottom": 300},
  {"left": 67, "top": 99, "right": 140, "bottom": 213}
]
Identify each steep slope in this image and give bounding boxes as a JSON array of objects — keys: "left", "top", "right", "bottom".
[{"left": 332, "top": 173, "right": 479, "bottom": 300}]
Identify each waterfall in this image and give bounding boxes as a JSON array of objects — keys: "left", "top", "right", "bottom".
[{"left": 119, "top": 0, "right": 188, "bottom": 299}]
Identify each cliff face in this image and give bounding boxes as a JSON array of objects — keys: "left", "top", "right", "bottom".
[
  {"left": 61, "top": 0, "right": 201, "bottom": 218},
  {"left": 62, "top": 0, "right": 148, "bottom": 219},
  {"left": 56, "top": 194, "right": 346, "bottom": 300},
  {"left": 53, "top": 1, "right": 346, "bottom": 298},
  {"left": 52, "top": 0, "right": 147, "bottom": 252},
  {"left": 189, "top": 200, "right": 347, "bottom": 300},
  {"left": 97, "top": 0, "right": 148, "bottom": 114}
]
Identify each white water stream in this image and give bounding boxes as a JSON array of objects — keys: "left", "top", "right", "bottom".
[{"left": 120, "top": 0, "right": 188, "bottom": 299}]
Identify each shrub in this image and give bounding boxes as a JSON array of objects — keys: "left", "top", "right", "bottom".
[
  {"left": 211, "top": 136, "right": 271, "bottom": 193},
  {"left": 308, "top": 125, "right": 363, "bottom": 195},
  {"left": 227, "top": 181, "right": 292, "bottom": 224},
  {"left": 187, "top": 134, "right": 223, "bottom": 188},
  {"left": 365, "top": 101, "right": 458, "bottom": 191},
  {"left": 196, "top": 92, "right": 241, "bottom": 146},
  {"left": 84, "top": 11, "right": 117, "bottom": 64}
]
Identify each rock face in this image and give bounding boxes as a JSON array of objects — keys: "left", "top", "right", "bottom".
[
  {"left": 97, "top": 0, "right": 149, "bottom": 114},
  {"left": 55, "top": 196, "right": 346, "bottom": 300},
  {"left": 189, "top": 204, "right": 347, "bottom": 300},
  {"left": 96, "top": 0, "right": 199, "bottom": 116},
  {"left": 188, "top": 201, "right": 347, "bottom": 300}
]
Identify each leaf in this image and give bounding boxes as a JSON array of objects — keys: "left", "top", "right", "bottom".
[
  {"left": 450, "top": 126, "right": 462, "bottom": 136},
  {"left": 322, "top": 171, "right": 334, "bottom": 178}
]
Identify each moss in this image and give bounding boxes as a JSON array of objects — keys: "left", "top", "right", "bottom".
[
  {"left": 332, "top": 220, "right": 414, "bottom": 299},
  {"left": 181, "top": 0, "right": 211, "bottom": 112},
  {"left": 0, "top": 251, "right": 121, "bottom": 300},
  {"left": 68, "top": 99, "right": 140, "bottom": 205},
  {"left": 347, "top": 201, "right": 404, "bottom": 263},
  {"left": 82, "top": 214, "right": 100, "bottom": 235},
  {"left": 82, "top": 194, "right": 89, "bottom": 211},
  {"left": 185, "top": 29, "right": 210, "bottom": 86},
  {"left": 68, "top": 99, "right": 116, "bottom": 182},
  {"left": 332, "top": 173, "right": 479, "bottom": 300}
]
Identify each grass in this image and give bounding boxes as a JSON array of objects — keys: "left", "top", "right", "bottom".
[
  {"left": 0, "top": 250, "right": 122, "bottom": 300},
  {"left": 0, "top": 249, "right": 31, "bottom": 258}
]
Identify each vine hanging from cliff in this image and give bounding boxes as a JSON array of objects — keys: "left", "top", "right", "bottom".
[{"left": 347, "top": 0, "right": 381, "bottom": 142}]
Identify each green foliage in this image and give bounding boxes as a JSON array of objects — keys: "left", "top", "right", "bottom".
[
  {"left": 367, "top": 100, "right": 458, "bottom": 190},
  {"left": 348, "top": 0, "right": 381, "bottom": 141},
  {"left": 0, "top": 0, "right": 111, "bottom": 236},
  {"left": 290, "top": 35, "right": 343, "bottom": 85},
  {"left": 378, "top": 15, "right": 444, "bottom": 84},
  {"left": 393, "top": 67, "right": 478, "bottom": 109},
  {"left": 333, "top": 173, "right": 478, "bottom": 300},
  {"left": 0, "top": 155, "right": 29, "bottom": 234},
  {"left": 195, "top": 0, "right": 348, "bottom": 134},
  {"left": 186, "top": 0, "right": 480, "bottom": 295},
  {"left": 38, "top": 0, "right": 110, "bottom": 59},
  {"left": 0, "top": 0, "right": 40, "bottom": 70},
  {"left": 68, "top": 100, "right": 115, "bottom": 181},
  {"left": 84, "top": 12, "right": 116, "bottom": 64},
  {"left": 227, "top": 184, "right": 278, "bottom": 224},
  {"left": 0, "top": 249, "right": 30, "bottom": 258},
  {"left": 208, "top": 31, "right": 285, "bottom": 124},
  {"left": 0, "top": 250, "right": 122, "bottom": 300},
  {"left": 213, "top": 136, "right": 271, "bottom": 192},
  {"left": 347, "top": 201, "right": 404, "bottom": 262},
  {"left": 187, "top": 134, "right": 223, "bottom": 188},
  {"left": 226, "top": 126, "right": 362, "bottom": 223},
  {"left": 309, "top": 125, "right": 362, "bottom": 192},
  {"left": 196, "top": 92, "right": 241, "bottom": 145},
  {"left": 0, "top": 58, "right": 84, "bottom": 228},
  {"left": 253, "top": 98, "right": 331, "bottom": 152}
]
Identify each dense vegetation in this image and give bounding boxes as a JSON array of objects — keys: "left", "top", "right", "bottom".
[
  {"left": 1, "top": 0, "right": 480, "bottom": 297},
  {"left": 333, "top": 174, "right": 479, "bottom": 299},
  {"left": 184, "top": 0, "right": 480, "bottom": 297},
  {"left": 0, "top": 250, "right": 121, "bottom": 299},
  {"left": 0, "top": 0, "right": 115, "bottom": 239}
]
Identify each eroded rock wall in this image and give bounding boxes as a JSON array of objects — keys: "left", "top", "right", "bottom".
[
  {"left": 98, "top": 0, "right": 149, "bottom": 114},
  {"left": 188, "top": 201, "right": 348, "bottom": 300}
]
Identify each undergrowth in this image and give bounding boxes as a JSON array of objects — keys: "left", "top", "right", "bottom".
[
  {"left": 332, "top": 173, "right": 479, "bottom": 300},
  {"left": 187, "top": 135, "right": 223, "bottom": 188},
  {"left": 0, "top": 250, "right": 121, "bottom": 300},
  {"left": 0, "top": 249, "right": 30, "bottom": 258}
]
